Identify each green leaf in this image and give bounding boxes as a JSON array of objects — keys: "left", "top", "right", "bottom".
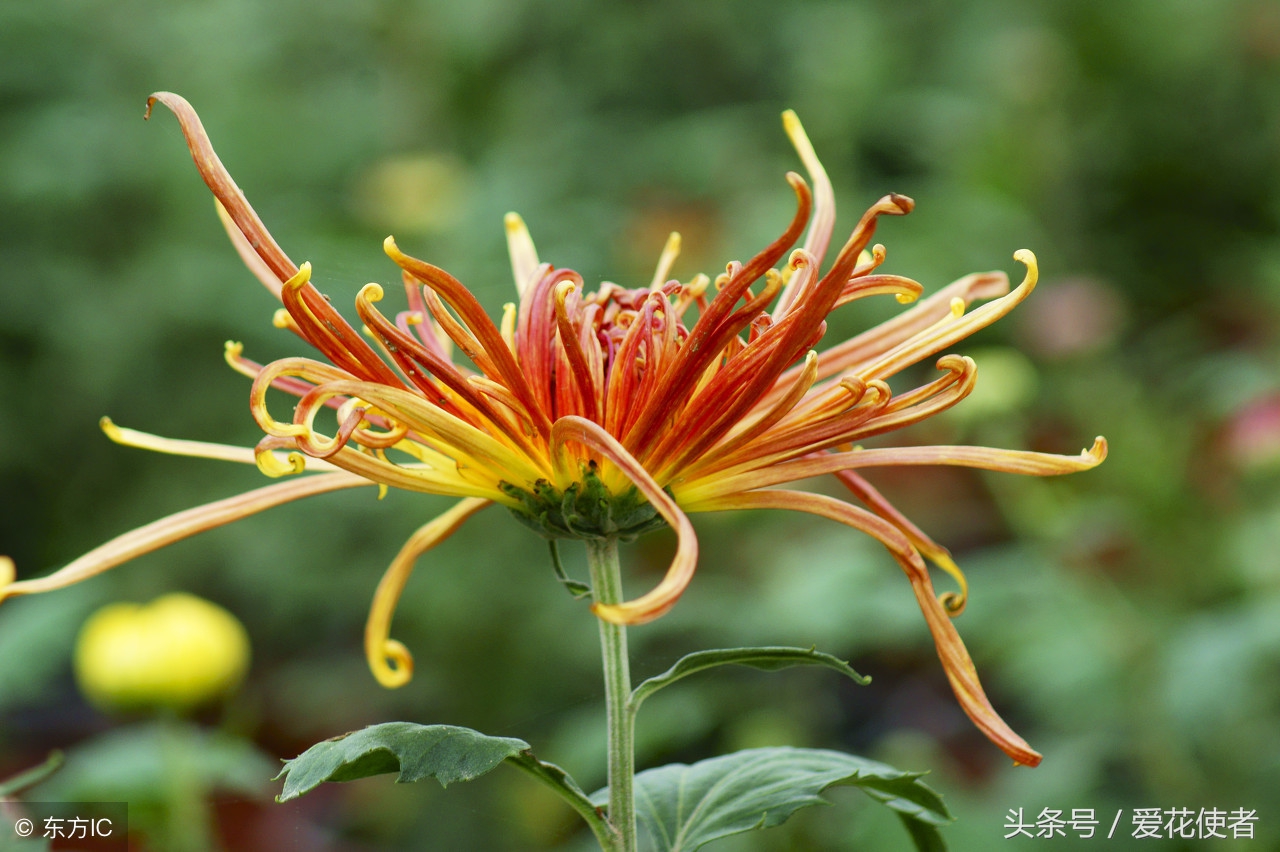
[
  {"left": 504, "top": 751, "right": 616, "bottom": 847},
  {"left": 591, "top": 747, "right": 951, "bottom": 852},
  {"left": 277, "top": 722, "right": 616, "bottom": 846},
  {"left": 630, "top": 646, "right": 868, "bottom": 711},
  {"left": 898, "top": 811, "right": 949, "bottom": 852},
  {"left": 276, "top": 723, "right": 529, "bottom": 801}
]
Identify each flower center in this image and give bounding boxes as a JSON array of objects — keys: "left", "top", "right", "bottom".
[{"left": 500, "top": 462, "right": 668, "bottom": 541}]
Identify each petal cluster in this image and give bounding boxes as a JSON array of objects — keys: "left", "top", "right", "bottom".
[{"left": 0, "top": 94, "right": 1108, "bottom": 767}]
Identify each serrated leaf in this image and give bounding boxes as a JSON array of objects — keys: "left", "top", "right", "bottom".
[
  {"left": 592, "top": 747, "right": 950, "bottom": 852},
  {"left": 277, "top": 723, "right": 529, "bottom": 801},
  {"left": 630, "top": 646, "right": 868, "bottom": 711},
  {"left": 278, "top": 722, "right": 616, "bottom": 846}
]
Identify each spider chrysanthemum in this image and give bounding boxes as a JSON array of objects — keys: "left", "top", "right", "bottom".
[{"left": 0, "top": 93, "right": 1106, "bottom": 767}]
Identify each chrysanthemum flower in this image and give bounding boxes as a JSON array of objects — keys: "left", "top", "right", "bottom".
[{"left": 0, "top": 93, "right": 1105, "bottom": 767}]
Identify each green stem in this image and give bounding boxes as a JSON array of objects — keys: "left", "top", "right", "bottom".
[
  {"left": 586, "top": 537, "right": 636, "bottom": 852},
  {"left": 160, "top": 717, "right": 214, "bottom": 852}
]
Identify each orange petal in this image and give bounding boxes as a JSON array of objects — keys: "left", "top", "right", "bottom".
[
  {"left": 689, "top": 489, "right": 1041, "bottom": 766},
  {"left": 550, "top": 417, "right": 698, "bottom": 625},
  {"left": 832, "top": 468, "right": 969, "bottom": 615},
  {"left": 145, "top": 92, "right": 297, "bottom": 283},
  {"left": 685, "top": 436, "right": 1107, "bottom": 502}
]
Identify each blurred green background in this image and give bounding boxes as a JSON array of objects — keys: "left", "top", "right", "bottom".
[{"left": 3, "top": 0, "right": 1280, "bottom": 849}]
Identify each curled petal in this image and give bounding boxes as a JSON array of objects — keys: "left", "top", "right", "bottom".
[
  {"left": 254, "top": 437, "right": 307, "bottom": 478},
  {"left": 314, "top": 379, "right": 548, "bottom": 484},
  {"left": 550, "top": 417, "right": 698, "bottom": 625},
  {"left": 365, "top": 498, "right": 490, "bottom": 688},
  {"left": 832, "top": 469, "right": 969, "bottom": 615},
  {"left": 689, "top": 489, "right": 1041, "bottom": 767},
  {"left": 771, "top": 270, "right": 1009, "bottom": 399},
  {"left": 401, "top": 273, "right": 455, "bottom": 360},
  {"left": 666, "top": 194, "right": 913, "bottom": 473},
  {"left": 101, "top": 417, "right": 250, "bottom": 466},
  {"left": 714, "top": 436, "right": 1109, "bottom": 494},
  {"left": 101, "top": 416, "right": 340, "bottom": 476},
  {"left": 625, "top": 172, "right": 812, "bottom": 457},
  {"left": 292, "top": 391, "right": 366, "bottom": 458},
  {"left": 683, "top": 433, "right": 1104, "bottom": 505},
  {"left": 226, "top": 342, "right": 319, "bottom": 399},
  {"left": 0, "top": 473, "right": 374, "bottom": 605},
  {"left": 150, "top": 98, "right": 401, "bottom": 388},
  {"left": 516, "top": 266, "right": 569, "bottom": 418},
  {"left": 678, "top": 358, "right": 965, "bottom": 493},
  {"left": 829, "top": 436, "right": 1109, "bottom": 475},
  {"left": 146, "top": 92, "right": 296, "bottom": 283},
  {"left": 250, "top": 357, "right": 360, "bottom": 439},
  {"left": 419, "top": 286, "right": 500, "bottom": 380},
  {"left": 834, "top": 274, "right": 923, "bottom": 309},
  {"left": 777, "top": 110, "right": 835, "bottom": 313},
  {"left": 278, "top": 264, "right": 406, "bottom": 387},
  {"left": 351, "top": 417, "right": 412, "bottom": 451},
  {"left": 357, "top": 283, "right": 536, "bottom": 455},
  {"left": 859, "top": 251, "right": 1038, "bottom": 382},
  {"left": 385, "top": 236, "right": 553, "bottom": 437}
]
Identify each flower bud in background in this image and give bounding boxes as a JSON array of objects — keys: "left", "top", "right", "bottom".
[
  {"left": 1014, "top": 276, "right": 1125, "bottom": 361},
  {"left": 74, "top": 593, "right": 250, "bottom": 712},
  {"left": 1222, "top": 393, "right": 1280, "bottom": 473}
]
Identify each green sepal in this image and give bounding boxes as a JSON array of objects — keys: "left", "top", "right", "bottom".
[
  {"left": 0, "top": 750, "right": 63, "bottom": 797},
  {"left": 591, "top": 747, "right": 951, "bottom": 852},
  {"left": 548, "top": 540, "right": 592, "bottom": 598},
  {"left": 275, "top": 723, "right": 613, "bottom": 846},
  {"left": 500, "top": 463, "right": 666, "bottom": 541},
  {"left": 630, "top": 646, "right": 869, "bottom": 712}
]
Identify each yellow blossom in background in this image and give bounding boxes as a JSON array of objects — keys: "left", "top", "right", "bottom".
[
  {"left": 75, "top": 593, "right": 250, "bottom": 711},
  {"left": 0, "top": 93, "right": 1107, "bottom": 767}
]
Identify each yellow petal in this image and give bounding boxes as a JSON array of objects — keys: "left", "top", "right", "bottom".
[
  {"left": 550, "top": 417, "right": 699, "bottom": 625},
  {"left": 365, "top": 498, "right": 490, "bottom": 688},
  {"left": 0, "top": 473, "right": 373, "bottom": 605}
]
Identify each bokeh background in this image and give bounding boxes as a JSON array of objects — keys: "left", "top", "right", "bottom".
[{"left": 3, "top": 0, "right": 1280, "bottom": 849}]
